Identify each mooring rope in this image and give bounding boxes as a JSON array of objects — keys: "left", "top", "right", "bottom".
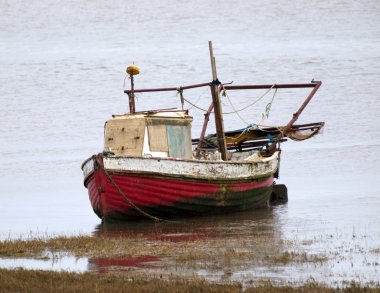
[{"left": 93, "top": 155, "right": 168, "bottom": 222}]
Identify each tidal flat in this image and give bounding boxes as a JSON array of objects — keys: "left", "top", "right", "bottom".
[
  {"left": 1, "top": 216, "right": 379, "bottom": 290},
  {"left": 1, "top": 0, "right": 380, "bottom": 291}
]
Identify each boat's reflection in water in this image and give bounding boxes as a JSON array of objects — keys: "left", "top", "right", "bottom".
[
  {"left": 88, "top": 255, "right": 162, "bottom": 273},
  {"left": 88, "top": 206, "right": 285, "bottom": 276}
]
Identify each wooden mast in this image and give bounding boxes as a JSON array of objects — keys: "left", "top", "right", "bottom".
[{"left": 208, "top": 41, "right": 228, "bottom": 161}]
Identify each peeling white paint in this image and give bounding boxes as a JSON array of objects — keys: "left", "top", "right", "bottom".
[{"left": 82, "top": 152, "right": 279, "bottom": 180}]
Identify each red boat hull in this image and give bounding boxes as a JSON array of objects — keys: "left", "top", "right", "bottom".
[{"left": 84, "top": 163, "right": 274, "bottom": 221}]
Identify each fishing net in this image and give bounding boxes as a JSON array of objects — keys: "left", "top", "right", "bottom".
[{"left": 287, "top": 126, "right": 324, "bottom": 141}]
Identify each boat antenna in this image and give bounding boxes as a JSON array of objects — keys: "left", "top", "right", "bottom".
[
  {"left": 126, "top": 65, "right": 140, "bottom": 113},
  {"left": 208, "top": 41, "right": 228, "bottom": 161}
]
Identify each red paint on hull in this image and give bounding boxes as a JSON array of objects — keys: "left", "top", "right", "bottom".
[{"left": 84, "top": 162, "right": 274, "bottom": 221}]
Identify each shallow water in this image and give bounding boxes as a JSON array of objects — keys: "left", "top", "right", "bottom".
[{"left": 0, "top": 0, "right": 379, "bottom": 286}]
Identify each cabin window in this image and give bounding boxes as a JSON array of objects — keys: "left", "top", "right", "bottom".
[
  {"left": 167, "top": 125, "right": 192, "bottom": 159},
  {"left": 147, "top": 124, "right": 169, "bottom": 152}
]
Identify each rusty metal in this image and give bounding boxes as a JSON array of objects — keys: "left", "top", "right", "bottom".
[
  {"left": 281, "top": 81, "right": 322, "bottom": 135},
  {"left": 124, "top": 79, "right": 322, "bottom": 157},
  {"left": 128, "top": 93, "right": 136, "bottom": 114},
  {"left": 223, "top": 83, "right": 319, "bottom": 90},
  {"left": 124, "top": 82, "right": 210, "bottom": 94},
  {"left": 129, "top": 75, "right": 136, "bottom": 113},
  {"left": 267, "top": 81, "right": 322, "bottom": 153},
  {"left": 124, "top": 81, "right": 320, "bottom": 117},
  {"left": 124, "top": 82, "right": 319, "bottom": 95},
  {"left": 195, "top": 101, "right": 214, "bottom": 158}
]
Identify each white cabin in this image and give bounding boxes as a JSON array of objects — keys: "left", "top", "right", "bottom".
[{"left": 104, "top": 111, "right": 193, "bottom": 159}]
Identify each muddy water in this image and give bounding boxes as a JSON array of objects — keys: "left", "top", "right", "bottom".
[{"left": 1, "top": 0, "right": 379, "bottom": 286}]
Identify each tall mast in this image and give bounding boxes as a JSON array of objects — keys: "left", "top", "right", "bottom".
[{"left": 208, "top": 41, "right": 228, "bottom": 160}]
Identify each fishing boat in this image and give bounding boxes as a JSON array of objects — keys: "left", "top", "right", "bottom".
[{"left": 81, "top": 42, "right": 324, "bottom": 222}]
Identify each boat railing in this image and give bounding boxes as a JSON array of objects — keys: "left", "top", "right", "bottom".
[
  {"left": 124, "top": 80, "right": 322, "bottom": 158},
  {"left": 124, "top": 81, "right": 320, "bottom": 95}
]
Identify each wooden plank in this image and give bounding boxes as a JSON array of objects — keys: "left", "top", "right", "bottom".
[{"left": 104, "top": 118, "right": 145, "bottom": 156}]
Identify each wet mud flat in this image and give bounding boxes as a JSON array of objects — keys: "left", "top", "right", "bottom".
[{"left": 1, "top": 209, "right": 379, "bottom": 291}]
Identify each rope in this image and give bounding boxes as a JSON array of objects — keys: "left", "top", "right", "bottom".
[
  {"left": 93, "top": 155, "right": 169, "bottom": 222},
  {"left": 177, "top": 87, "right": 209, "bottom": 111},
  {"left": 258, "top": 88, "right": 278, "bottom": 126},
  {"left": 182, "top": 95, "right": 210, "bottom": 112},
  {"left": 221, "top": 84, "right": 276, "bottom": 114},
  {"left": 265, "top": 88, "right": 278, "bottom": 119},
  {"left": 222, "top": 85, "right": 249, "bottom": 125},
  {"left": 180, "top": 84, "right": 276, "bottom": 115},
  {"left": 257, "top": 125, "right": 284, "bottom": 135},
  {"left": 176, "top": 88, "right": 185, "bottom": 110},
  {"left": 216, "top": 85, "right": 277, "bottom": 141}
]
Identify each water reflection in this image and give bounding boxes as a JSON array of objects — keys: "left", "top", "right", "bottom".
[
  {"left": 93, "top": 206, "right": 281, "bottom": 240},
  {"left": 89, "top": 207, "right": 285, "bottom": 276},
  {"left": 87, "top": 203, "right": 380, "bottom": 287},
  {"left": 88, "top": 256, "right": 162, "bottom": 273}
]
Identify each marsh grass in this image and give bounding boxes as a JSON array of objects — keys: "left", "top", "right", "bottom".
[
  {"left": 0, "top": 234, "right": 330, "bottom": 268},
  {"left": 371, "top": 248, "right": 380, "bottom": 254},
  {"left": 0, "top": 269, "right": 379, "bottom": 293},
  {"left": 1, "top": 233, "right": 380, "bottom": 290},
  {"left": 0, "top": 235, "right": 198, "bottom": 258},
  {"left": 269, "top": 251, "right": 329, "bottom": 264},
  {"left": 0, "top": 268, "right": 240, "bottom": 293}
]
